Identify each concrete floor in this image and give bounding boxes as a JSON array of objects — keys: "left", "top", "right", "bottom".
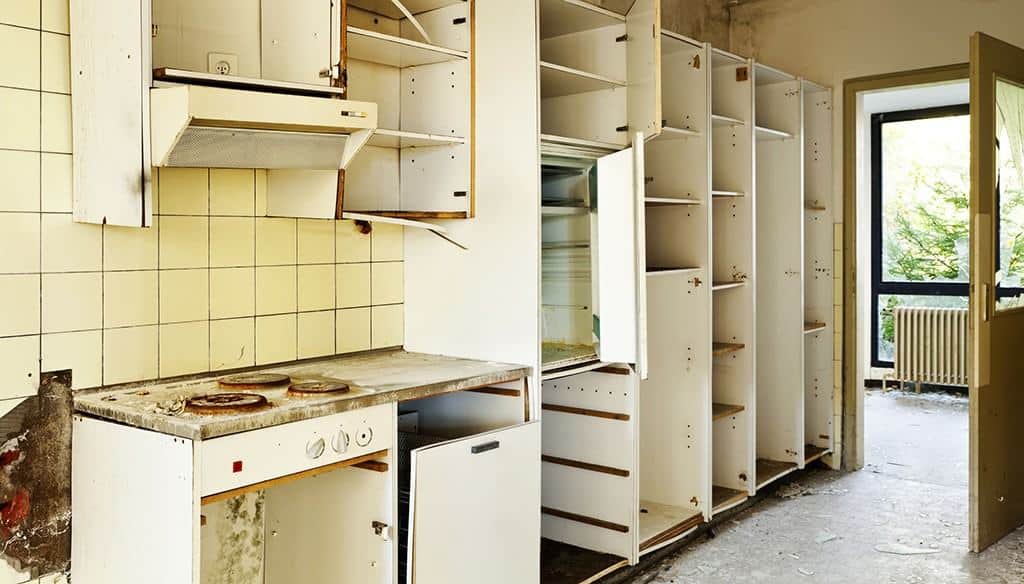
[{"left": 628, "top": 388, "right": 1024, "bottom": 584}]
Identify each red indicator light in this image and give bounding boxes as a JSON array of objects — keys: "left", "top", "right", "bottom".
[{"left": 232, "top": 461, "right": 243, "bottom": 473}]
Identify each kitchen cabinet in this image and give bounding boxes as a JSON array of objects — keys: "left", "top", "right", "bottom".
[{"left": 536, "top": 3, "right": 836, "bottom": 581}]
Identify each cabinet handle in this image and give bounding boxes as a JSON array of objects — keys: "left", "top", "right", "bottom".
[{"left": 471, "top": 441, "right": 500, "bottom": 455}]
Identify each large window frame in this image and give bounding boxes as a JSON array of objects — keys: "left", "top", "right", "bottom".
[{"left": 870, "top": 104, "right": 970, "bottom": 368}]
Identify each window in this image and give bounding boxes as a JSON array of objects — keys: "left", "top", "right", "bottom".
[{"left": 871, "top": 105, "right": 970, "bottom": 367}]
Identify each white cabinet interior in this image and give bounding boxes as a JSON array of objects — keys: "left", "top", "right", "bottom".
[
  {"left": 710, "top": 47, "right": 756, "bottom": 512},
  {"left": 803, "top": 81, "right": 835, "bottom": 466},
  {"left": 754, "top": 64, "right": 807, "bottom": 488},
  {"left": 342, "top": 0, "right": 473, "bottom": 218}
]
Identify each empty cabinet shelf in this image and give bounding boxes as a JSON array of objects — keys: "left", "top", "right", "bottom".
[
  {"left": 712, "top": 280, "right": 747, "bottom": 292},
  {"left": 712, "top": 402, "right": 745, "bottom": 420},
  {"left": 647, "top": 267, "right": 701, "bottom": 277},
  {"left": 649, "top": 126, "right": 701, "bottom": 143},
  {"left": 539, "top": 0, "right": 625, "bottom": 39},
  {"left": 638, "top": 501, "right": 704, "bottom": 552},
  {"left": 347, "top": 27, "right": 468, "bottom": 68},
  {"left": 755, "top": 459, "right": 799, "bottom": 490},
  {"left": 711, "top": 189, "right": 745, "bottom": 198},
  {"left": 542, "top": 507, "right": 629, "bottom": 533},
  {"left": 805, "top": 445, "right": 830, "bottom": 464},
  {"left": 542, "top": 342, "right": 598, "bottom": 371},
  {"left": 755, "top": 125, "right": 793, "bottom": 140},
  {"left": 712, "top": 113, "right": 745, "bottom": 127},
  {"left": 712, "top": 342, "right": 745, "bottom": 356},
  {"left": 367, "top": 129, "right": 466, "bottom": 149},
  {"left": 541, "top": 62, "right": 626, "bottom": 98},
  {"left": 646, "top": 197, "right": 701, "bottom": 206},
  {"left": 542, "top": 205, "right": 589, "bottom": 216},
  {"left": 541, "top": 134, "right": 622, "bottom": 158},
  {"left": 804, "top": 321, "right": 827, "bottom": 334},
  {"left": 712, "top": 486, "right": 748, "bottom": 514},
  {"left": 542, "top": 455, "right": 630, "bottom": 477}
]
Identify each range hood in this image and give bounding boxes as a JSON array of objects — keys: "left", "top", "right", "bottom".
[{"left": 150, "top": 84, "right": 377, "bottom": 170}]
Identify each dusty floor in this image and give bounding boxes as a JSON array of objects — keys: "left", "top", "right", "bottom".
[{"left": 628, "top": 388, "right": 1024, "bottom": 583}]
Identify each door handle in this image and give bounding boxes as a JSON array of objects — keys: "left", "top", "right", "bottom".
[
  {"left": 983, "top": 283, "right": 991, "bottom": 322},
  {"left": 471, "top": 441, "right": 500, "bottom": 455}
]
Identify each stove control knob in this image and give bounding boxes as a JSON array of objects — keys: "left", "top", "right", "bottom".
[
  {"left": 355, "top": 426, "right": 373, "bottom": 447},
  {"left": 306, "top": 435, "right": 326, "bottom": 460},
  {"left": 331, "top": 426, "right": 350, "bottom": 454}
]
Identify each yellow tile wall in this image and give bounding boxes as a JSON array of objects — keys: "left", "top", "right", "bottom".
[{"left": 0, "top": 3, "right": 405, "bottom": 409}]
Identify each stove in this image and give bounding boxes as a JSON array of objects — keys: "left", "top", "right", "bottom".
[{"left": 287, "top": 380, "right": 351, "bottom": 396}]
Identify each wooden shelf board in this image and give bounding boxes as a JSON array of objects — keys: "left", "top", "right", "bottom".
[
  {"left": 755, "top": 125, "right": 793, "bottom": 141},
  {"left": 639, "top": 501, "right": 704, "bottom": 552},
  {"left": 539, "top": 0, "right": 625, "bottom": 40},
  {"left": 347, "top": 26, "right": 468, "bottom": 68},
  {"left": 367, "top": 128, "right": 465, "bottom": 149},
  {"left": 649, "top": 125, "right": 701, "bottom": 143},
  {"left": 712, "top": 486, "right": 748, "bottom": 514},
  {"left": 755, "top": 458, "right": 799, "bottom": 490},
  {"left": 805, "top": 444, "right": 830, "bottom": 464},
  {"left": 712, "top": 280, "right": 747, "bottom": 292},
  {"left": 804, "top": 321, "right": 827, "bottom": 334},
  {"left": 712, "top": 342, "right": 745, "bottom": 356},
  {"left": 541, "top": 538, "right": 629, "bottom": 584},
  {"left": 646, "top": 267, "right": 701, "bottom": 277},
  {"left": 711, "top": 189, "right": 745, "bottom": 198},
  {"left": 542, "top": 455, "right": 630, "bottom": 477},
  {"left": 542, "top": 342, "right": 598, "bottom": 371},
  {"left": 543, "top": 506, "right": 629, "bottom": 533},
  {"left": 712, "top": 402, "right": 745, "bottom": 421},
  {"left": 646, "top": 196, "right": 701, "bottom": 206},
  {"left": 542, "top": 403, "right": 630, "bottom": 422},
  {"left": 712, "top": 113, "right": 745, "bottom": 127},
  {"left": 541, "top": 61, "right": 626, "bottom": 98}
]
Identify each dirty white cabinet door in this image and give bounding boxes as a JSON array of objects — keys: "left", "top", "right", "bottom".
[
  {"left": 408, "top": 422, "right": 541, "bottom": 584},
  {"left": 593, "top": 134, "right": 648, "bottom": 377}
]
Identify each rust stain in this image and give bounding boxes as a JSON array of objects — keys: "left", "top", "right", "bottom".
[{"left": 0, "top": 370, "right": 73, "bottom": 578}]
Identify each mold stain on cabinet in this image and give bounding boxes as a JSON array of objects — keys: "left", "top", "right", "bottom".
[{"left": 201, "top": 492, "right": 266, "bottom": 584}]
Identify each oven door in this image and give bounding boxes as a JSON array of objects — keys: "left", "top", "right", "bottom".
[{"left": 407, "top": 421, "right": 541, "bottom": 584}]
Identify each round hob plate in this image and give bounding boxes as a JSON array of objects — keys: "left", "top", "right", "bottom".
[
  {"left": 185, "top": 392, "right": 270, "bottom": 415},
  {"left": 288, "top": 380, "right": 351, "bottom": 396}
]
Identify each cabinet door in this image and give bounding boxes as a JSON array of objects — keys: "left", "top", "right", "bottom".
[
  {"left": 408, "top": 422, "right": 541, "bottom": 584},
  {"left": 594, "top": 135, "right": 648, "bottom": 377},
  {"left": 261, "top": 0, "right": 336, "bottom": 86}
]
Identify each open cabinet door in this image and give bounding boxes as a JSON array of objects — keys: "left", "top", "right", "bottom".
[
  {"left": 408, "top": 422, "right": 541, "bottom": 583},
  {"left": 594, "top": 134, "right": 649, "bottom": 378},
  {"left": 969, "top": 32, "right": 1024, "bottom": 552}
]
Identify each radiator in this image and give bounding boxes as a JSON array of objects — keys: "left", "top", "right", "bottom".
[{"left": 893, "top": 306, "right": 968, "bottom": 387}]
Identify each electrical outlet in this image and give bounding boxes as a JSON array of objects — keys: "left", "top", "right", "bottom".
[{"left": 207, "top": 53, "right": 238, "bottom": 76}]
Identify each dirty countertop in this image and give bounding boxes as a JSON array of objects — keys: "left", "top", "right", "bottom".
[{"left": 73, "top": 350, "right": 530, "bottom": 440}]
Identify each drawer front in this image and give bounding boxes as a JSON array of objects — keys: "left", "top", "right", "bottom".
[
  {"left": 409, "top": 421, "right": 541, "bottom": 584},
  {"left": 200, "top": 404, "right": 394, "bottom": 497}
]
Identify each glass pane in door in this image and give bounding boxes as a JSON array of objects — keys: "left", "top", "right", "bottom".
[{"left": 995, "top": 78, "right": 1024, "bottom": 310}]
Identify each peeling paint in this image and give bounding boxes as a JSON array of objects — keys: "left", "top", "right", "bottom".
[{"left": 0, "top": 371, "right": 73, "bottom": 578}]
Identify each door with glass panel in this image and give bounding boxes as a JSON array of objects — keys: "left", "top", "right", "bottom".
[{"left": 968, "top": 31, "right": 1024, "bottom": 552}]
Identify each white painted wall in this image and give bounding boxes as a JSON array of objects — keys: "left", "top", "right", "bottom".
[
  {"left": 403, "top": 0, "right": 542, "bottom": 400},
  {"left": 730, "top": 0, "right": 1024, "bottom": 218}
]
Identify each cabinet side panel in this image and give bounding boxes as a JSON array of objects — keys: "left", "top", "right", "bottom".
[
  {"left": 71, "top": 0, "right": 148, "bottom": 226},
  {"left": 404, "top": 0, "right": 541, "bottom": 400},
  {"left": 72, "top": 416, "right": 195, "bottom": 583}
]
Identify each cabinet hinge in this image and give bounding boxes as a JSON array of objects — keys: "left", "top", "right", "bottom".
[
  {"left": 616, "top": 124, "right": 629, "bottom": 132},
  {"left": 616, "top": 34, "right": 628, "bottom": 43},
  {"left": 152, "top": 24, "right": 159, "bottom": 37},
  {"left": 453, "top": 16, "right": 467, "bottom": 25}
]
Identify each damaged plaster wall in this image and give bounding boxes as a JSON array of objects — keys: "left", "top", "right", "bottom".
[{"left": 585, "top": 0, "right": 732, "bottom": 46}]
